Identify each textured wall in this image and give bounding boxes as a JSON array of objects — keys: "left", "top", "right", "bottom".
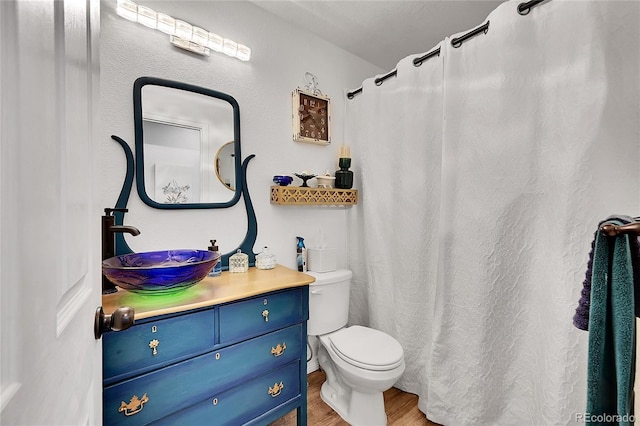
[{"left": 99, "top": 0, "right": 381, "bottom": 269}]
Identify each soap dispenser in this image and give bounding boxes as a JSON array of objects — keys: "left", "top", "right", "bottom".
[{"left": 208, "top": 239, "right": 221, "bottom": 276}]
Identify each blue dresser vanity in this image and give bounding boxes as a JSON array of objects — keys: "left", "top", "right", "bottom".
[
  {"left": 100, "top": 76, "right": 313, "bottom": 424},
  {"left": 101, "top": 265, "right": 313, "bottom": 425}
]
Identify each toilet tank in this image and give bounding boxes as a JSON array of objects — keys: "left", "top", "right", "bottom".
[{"left": 306, "top": 269, "right": 352, "bottom": 336}]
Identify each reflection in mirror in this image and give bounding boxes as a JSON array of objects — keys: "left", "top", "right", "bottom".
[
  {"left": 134, "top": 77, "right": 242, "bottom": 209},
  {"left": 142, "top": 86, "right": 234, "bottom": 203},
  {"left": 215, "top": 141, "right": 235, "bottom": 191}
]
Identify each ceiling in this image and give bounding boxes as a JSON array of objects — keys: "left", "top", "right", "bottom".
[{"left": 250, "top": 0, "right": 505, "bottom": 71}]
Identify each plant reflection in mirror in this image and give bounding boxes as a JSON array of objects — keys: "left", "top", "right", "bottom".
[{"left": 162, "top": 179, "right": 190, "bottom": 204}]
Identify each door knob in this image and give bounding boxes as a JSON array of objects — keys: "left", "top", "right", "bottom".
[{"left": 94, "top": 306, "right": 135, "bottom": 339}]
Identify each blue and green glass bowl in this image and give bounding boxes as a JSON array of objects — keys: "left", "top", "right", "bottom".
[
  {"left": 102, "top": 249, "right": 221, "bottom": 295},
  {"left": 273, "top": 175, "right": 293, "bottom": 186}
]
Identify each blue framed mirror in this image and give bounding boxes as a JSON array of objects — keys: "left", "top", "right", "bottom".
[{"left": 133, "top": 77, "right": 242, "bottom": 209}]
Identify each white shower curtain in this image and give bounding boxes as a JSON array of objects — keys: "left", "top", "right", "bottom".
[
  {"left": 345, "top": 42, "right": 444, "bottom": 400},
  {"left": 346, "top": 1, "right": 640, "bottom": 425}
]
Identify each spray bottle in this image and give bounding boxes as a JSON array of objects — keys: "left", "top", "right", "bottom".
[{"left": 296, "top": 236, "right": 307, "bottom": 272}]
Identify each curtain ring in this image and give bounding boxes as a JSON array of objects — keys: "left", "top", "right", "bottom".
[
  {"left": 374, "top": 69, "right": 397, "bottom": 86},
  {"left": 347, "top": 87, "right": 362, "bottom": 99},
  {"left": 518, "top": 4, "right": 531, "bottom": 15},
  {"left": 518, "top": 0, "right": 545, "bottom": 16},
  {"left": 413, "top": 47, "right": 440, "bottom": 67},
  {"left": 451, "top": 21, "right": 489, "bottom": 49}
]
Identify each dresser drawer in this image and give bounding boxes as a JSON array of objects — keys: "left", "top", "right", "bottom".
[
  {"left": 104, "top": 324, "right": 303, "bottom": 426},
  {"left": 152, "top": 361, "right": 301, "bottom": 426},
  {"left": 103, "top": 308, "right": 215, "bottom": 383},
  {"left": 219, "top": 288, "right": 304, "bottom": 344}
]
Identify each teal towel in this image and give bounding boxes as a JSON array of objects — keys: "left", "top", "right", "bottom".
[{"left": 587, "top": 221, "right": 636, "bottom": 426}]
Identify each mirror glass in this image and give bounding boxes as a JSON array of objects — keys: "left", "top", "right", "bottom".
[{"left": 134, "top": 77, "right": 242, "bottom": 209}]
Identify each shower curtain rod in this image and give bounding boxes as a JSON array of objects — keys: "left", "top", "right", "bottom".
[
  {"left": 346, "top": 47, "right": 440, "bottom": 99},
  {"left": 346, "top": 0, "right": 548, "bottom": 100}
]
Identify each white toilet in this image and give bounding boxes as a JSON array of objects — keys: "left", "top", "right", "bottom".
[{"left": 306, "top": 270, "right": 405, "bottom": 426}]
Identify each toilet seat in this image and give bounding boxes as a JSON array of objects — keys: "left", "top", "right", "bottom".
[{"left": 327, "top": 326, "right": 404, "bottom": 371}]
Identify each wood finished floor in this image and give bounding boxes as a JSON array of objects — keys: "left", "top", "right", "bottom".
[{"left": 269, "top": 370, "right": 440, "bottom": 426}]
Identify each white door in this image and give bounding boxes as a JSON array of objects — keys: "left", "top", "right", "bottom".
[{"left": 1, "top": 1, "right": 102, "bottom": 424}]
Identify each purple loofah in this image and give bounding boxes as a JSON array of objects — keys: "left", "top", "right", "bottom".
[{"left": 573, "top": 231, "right": 597, "bottom": 330}]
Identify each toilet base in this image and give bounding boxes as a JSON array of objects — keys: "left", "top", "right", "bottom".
[{"left": 319, "top": 373, "right": 387, "bottom": 426}]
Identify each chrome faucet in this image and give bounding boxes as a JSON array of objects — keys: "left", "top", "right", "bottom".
[{"left": 102, "top": 208, "right": 140, "bottom": 294}]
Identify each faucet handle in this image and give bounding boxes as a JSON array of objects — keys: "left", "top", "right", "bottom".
[{"left": 104, "top": 208, "right": 129, "bottom": 216}]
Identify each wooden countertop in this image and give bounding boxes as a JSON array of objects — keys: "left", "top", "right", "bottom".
[{"left": 102, "top": 264, "right": 315, "bottom": 320}]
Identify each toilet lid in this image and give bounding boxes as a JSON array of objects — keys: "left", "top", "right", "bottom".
[{"left": 328, "top": 326, "right": 404, "bottom": 371}]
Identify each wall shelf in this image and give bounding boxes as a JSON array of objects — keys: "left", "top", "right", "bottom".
[{"left": 270, "top": 186, "right": 358, "bottom": 206}]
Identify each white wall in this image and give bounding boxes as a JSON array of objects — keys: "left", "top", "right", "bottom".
[{"left": 100, "top": 0, "right": 382, "bottom": 269}]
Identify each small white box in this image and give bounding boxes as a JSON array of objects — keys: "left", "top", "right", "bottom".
[{"left": 307, "top": 248, "right": 336, "bottom": 272}]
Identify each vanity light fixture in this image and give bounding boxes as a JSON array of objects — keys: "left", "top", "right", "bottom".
[{"left": 115, "top": 0, "right": 251, "bottom": 61}]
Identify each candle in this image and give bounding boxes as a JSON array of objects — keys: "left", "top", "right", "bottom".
[{"left": 339, "top": 145, "right": 351, "bottom": 158}]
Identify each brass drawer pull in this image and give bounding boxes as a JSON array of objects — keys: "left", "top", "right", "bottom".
[
  {"left": 271, "top": 342, "right": 286, "bottom": 357},
  {"left": 268, "top": 381, "right": 284, "bottom": 397},
  {"left": 149, "top": 339, "right": 159, "bottom": 356},
  {"left": 262, "top": 309, "right": 269, "bottom": 322},
  {"left": 119, "top": 393, "right": 149, "bottom": 416}
]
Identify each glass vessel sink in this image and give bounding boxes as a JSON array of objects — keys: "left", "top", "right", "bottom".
[{"left": 102, "top": 250, "right": 221, "bottom": 295}]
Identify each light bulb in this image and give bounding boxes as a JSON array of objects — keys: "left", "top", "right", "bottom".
[
  {"left": 236, "top": 44, "right": 251, "bottom": 61},
  {"left": 136, "top": 5, "right": 157, "bottom": 29},
  {"left": 222, "top": 39, "right": 237, "bottom": 57},
  {"left": 157, "top": 13, "right": 175, "bottom": 35},
  {"left": 115, "top": 0, "right": 137, "bottom": 21},
  {"left": 175, "top": 20, "right": 192, "bottom": 40},
  {"left": 208, "top": 33, "right": 224, "bottom": 52},
  {"left": 192, "top": 27, "right": 209, "bottom": 46}
]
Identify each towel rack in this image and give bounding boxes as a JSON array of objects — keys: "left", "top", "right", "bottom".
[{"left": 601, "top": 222, "right": 640, "bottom": 237}]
